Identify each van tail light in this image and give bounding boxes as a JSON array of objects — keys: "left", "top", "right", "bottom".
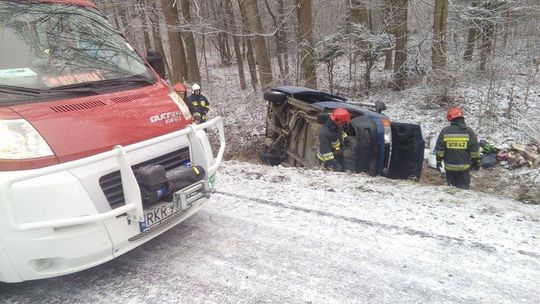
[{"left": 0, "top": 119, "right": 57, "bottom": 171}]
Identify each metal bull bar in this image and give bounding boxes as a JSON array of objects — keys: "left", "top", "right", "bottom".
[{"left": 1, "top": 117, "right": 225, "bottom": 231}]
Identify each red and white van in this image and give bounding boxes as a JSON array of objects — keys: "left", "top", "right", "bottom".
[{"left": 0, "top": 0, "right": 224, "bottom": 282}]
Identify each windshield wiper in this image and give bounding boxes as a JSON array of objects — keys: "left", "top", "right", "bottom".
[
  {"left": 0, "top": 84, "right": 98, "bottom": 96},
  {"left": 0, "top": 85, "right": 42, "bottom": 96},
  {"left": 51, "top": 75, "right": 156, "bottom": 90},
  {"left": 0, "top": 75, "right": 154, "bottom": 97}
]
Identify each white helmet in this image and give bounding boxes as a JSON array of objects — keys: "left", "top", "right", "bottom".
[{"left": 192, "top": 83, "right": 201, "bottom": 91}]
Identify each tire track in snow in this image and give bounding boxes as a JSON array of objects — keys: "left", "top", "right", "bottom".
[{"left": 215, "top": 190, "right": 540, "bottom": 259}]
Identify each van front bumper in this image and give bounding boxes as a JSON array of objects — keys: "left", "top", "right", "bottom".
[{"left": 0, "top": 117, "right": 225, "bottom": 282}]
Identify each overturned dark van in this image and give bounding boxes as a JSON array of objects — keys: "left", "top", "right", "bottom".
[{"left": 260, "top": 86, "right": 425, "bottom": 180}]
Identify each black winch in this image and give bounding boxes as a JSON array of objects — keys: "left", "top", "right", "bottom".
[{"left": 134, "top": 164, "right": 205, "bottom": 206}]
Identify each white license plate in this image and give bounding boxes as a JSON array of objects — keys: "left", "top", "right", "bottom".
[{"left": 139, "top": 202, "right": 181, "bottom": 233}]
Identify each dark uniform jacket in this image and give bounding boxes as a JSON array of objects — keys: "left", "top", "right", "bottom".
[
  {"left": 317, "top": 119, "right": 347, "bottom": 169},
  {"left": 435, "top": 118, "right": 480, "bottom": 171},
  {"left": 186, "top": 93, "right": 210, "bottom": 122}
]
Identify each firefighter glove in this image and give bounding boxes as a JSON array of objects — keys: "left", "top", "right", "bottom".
[
  {"left": 436, "top": 161, "right": 442, "bottom": 171},
  {"left": 192, "top": 112, "right": 202, "bottom": 124}
]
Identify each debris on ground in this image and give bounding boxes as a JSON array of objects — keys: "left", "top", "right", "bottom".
[{"left": 508, "top": 142, "right": 540, "bottom": 168}]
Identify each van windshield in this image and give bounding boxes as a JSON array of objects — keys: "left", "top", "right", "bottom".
[{"left": 0, "top": 1, "right": 154, "bottom": 95}]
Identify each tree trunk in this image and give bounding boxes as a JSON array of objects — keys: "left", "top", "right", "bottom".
[
  {"left": 365, "top": 58, "right": 374, "bottom": 89},
  {"left": 297, "top": 0, "right": 317, "bottom": 89},
  {"left": 264, "top": 0, "right": 284, "bottom": 79},
  {"left": 244, "top": 0, "right": 273, "bottom": 88},
  {"left": 180, "top": 0, "right": 201, "bottom": 84},
  {"left": 349, "top": 0, "right": 371, "bottom": 31},
  {"left": 103, "top": 0, "right": 119, "bottom": 29},
  {"left": 349, "top": 0, "right": 373, "bottom": 89},
  {"left": 391, "top": 0, "right": 408, "bottom": 91},
  {"left": 161, "top": 0, "right": 186, "bottom": 83},
  {"left": 383, "top": 0, "right": 393, "bottom": 70},
  {"left": 217, "top": 32, "right": 231, "bottom": 66},
  {"left": 171, "top": 2, "right": 188, "bottom": 80},
  {"left": 264, "top": 0, "right": 290, "bottom": 82},
  {"left": 137, "top": 1, "right": 152, "bottom": 54},
  {"left": 111, "top": 1, "right": 126, "bottom": 33},
  {"left": 202, "top": 34, "right": 210, "bottom": 83},
  {"left": 246, "top": 37, "right": 259, "bottom": 90},
  {"left": 432, "top": 0, "right": 448, "bottom": 77},
  {"left": 238, "top": 1, "right": 259, "bottom": 90},
  {"left": 147, "top": 0, "right": 171, "bottom": 78},
  {"left": 278, "top": 0, "right": 290, "bottom": 80},
  {"left": 225, "top": 0, "right": 247, "bottom": 90},
  {"left": 463, "top": 26, "right": 477, "bottom": 61},
  {"left": 479, "top": 23, "right": 495, "bottom": 70}
]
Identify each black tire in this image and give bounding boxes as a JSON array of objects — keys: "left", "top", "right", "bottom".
[{"left": 263, "top": 91, "right": 287, "bottom": 105}]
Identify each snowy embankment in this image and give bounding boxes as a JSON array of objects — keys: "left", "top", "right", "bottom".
[{"left": 217, "top": 161, "right": 540, "bottom": 257}]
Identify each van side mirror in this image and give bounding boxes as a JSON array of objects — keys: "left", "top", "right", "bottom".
[{"left": 145, "top": 49, "right": 166, "bottom": 79}]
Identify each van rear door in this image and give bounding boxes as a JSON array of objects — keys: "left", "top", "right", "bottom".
[{"left": 386, "top": 122, "right": 425, "bottom": 181}]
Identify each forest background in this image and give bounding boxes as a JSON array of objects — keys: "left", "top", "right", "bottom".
[{"left": 94, "top": 0, "right": 540, "bottom": 201}]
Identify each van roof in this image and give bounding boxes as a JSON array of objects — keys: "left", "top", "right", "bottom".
[{"left": 39, "top": 0, "right": 97, "bottom": 8}]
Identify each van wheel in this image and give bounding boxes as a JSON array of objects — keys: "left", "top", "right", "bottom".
[{"left": 263, "top": 91, "right": 287, "bottom": 105}]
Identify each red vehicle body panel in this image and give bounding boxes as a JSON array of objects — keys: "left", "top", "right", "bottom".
[
  {"left": 1, "top": 0, "right": 192, "bottom": 171},
  {"left": 8, "top": 80, "right": 190, "bottom": 165}
]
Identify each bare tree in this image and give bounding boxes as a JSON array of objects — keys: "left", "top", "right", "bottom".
[
  {"left": 297, "top": 0, "right": 317, "bottom": 88},
  {"left": 146, "top": 0, "right": 171, "bottom": 78},
  {"left": 277, "top": 0, "right": 291, "bottom": 81},
  {"left": 180, "top": 0, "right": 201, "bottom": 84},
  {"left": 383, "top": 0, "right": 394, "bottom": 70},
  {"left": 463, "top": 26, "right": 478, "bottom": 61},
  {"left": 225, "top": 0, "right": 247, "bottom": 90},
  {"left": 237, "top": 1, "right": 259, "bottom": 90},
  {"left": 432, "top": 0, "right": 448, "bottom": 77},
  {"left": 265, "top": 0, "right": 290, "bottom": 82},
  {"left": 243, "top": 0, "right": 273, "bottom": 89},
  {"left": 391, "top": 0, "right": 408, "bottom": 91},
  {"left": 161, "top": 0, "right": 186, "bottom": 83}
]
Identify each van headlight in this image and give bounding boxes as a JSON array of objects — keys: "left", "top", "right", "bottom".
[
  {"left": 381, "top": 119, "right": 392, "bottom": 144},
  {"left": 0, "top": 119, "right": 54, "bottom": 159},
  {"left": 169, "top": 91, "right": 192, "bottom": 120}
]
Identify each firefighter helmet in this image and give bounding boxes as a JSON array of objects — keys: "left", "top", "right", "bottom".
[
  {"left": 330, "top": 108, "right": 351, "bottom": 126},
  {"left": 446, "top": 107, "right": 464, "bottom": 121},
  {"left": 173, "top": 83, "right": 187, "bottom": 92},
  {"left": 192, "top": 83, "right": 201, "bottom": 91}
]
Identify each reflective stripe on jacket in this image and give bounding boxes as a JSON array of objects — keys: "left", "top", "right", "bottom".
[{"left": 317, "top": 119, "right": 345, "bottom": 164}]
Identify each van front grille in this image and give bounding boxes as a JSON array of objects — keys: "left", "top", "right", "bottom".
[{"left": 99, "top": 147, "right": 190, "bottom": 209}]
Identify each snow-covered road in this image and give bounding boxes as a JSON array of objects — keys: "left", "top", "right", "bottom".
[{"left": 1, "top": 161, "right": 539, "bottom": 303}]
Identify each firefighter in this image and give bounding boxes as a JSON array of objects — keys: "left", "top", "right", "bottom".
[
  {"left": 186, "top": 83, "right": 210, "bottom": 123},
  {"left": 173, "top": 83, "right": 201, "bottom": 123},
  {"left": 317, "top": 108, "right": 351, "bottom": 172},
  {"left": 172, "top": 83, "right": 188, "bottom": 100},
  {"left": 435, "top": 107, "right": 480, "bottom": 189}
]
